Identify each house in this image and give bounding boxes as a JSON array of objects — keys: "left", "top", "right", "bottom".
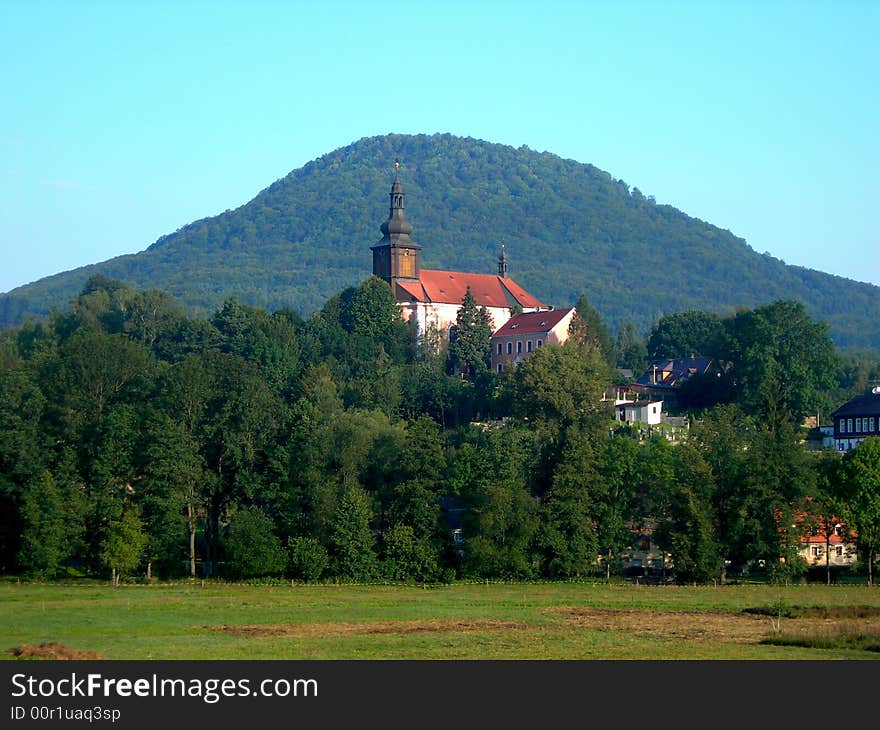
[
  {"left": 615, "top": 521, "right": 673, "bottom": 580},
  {"left": 615, "top": 399, "right": 663, "bottom": 426},
  {"left": 630, "top": 356, "right": 718, "bottom": 410},
  {"left": 830, "top": 387, "right": 880, "bottom": 452},
  {"left": 371, "top": 163, "right": 548, "bottom": 338},
  {"left": 490, "top": 307, "right": 575, "bottom": 372},
  {"left": 798, "top": 521, "right": 857, "bottom": 569}
]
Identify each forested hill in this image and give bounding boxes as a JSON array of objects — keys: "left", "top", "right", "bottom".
[{"left": 2, "top": 132, "right": 878, "bottom": 349}]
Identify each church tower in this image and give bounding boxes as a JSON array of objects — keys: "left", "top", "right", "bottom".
[{"left": 371, "top": 161, "right": 421, "bottom": 288}]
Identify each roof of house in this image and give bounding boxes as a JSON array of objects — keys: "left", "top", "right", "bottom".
[
  {"left": 491, "top": 308, "right": 573, "bottom": 337},
  {"left": 831, "top": 389, "right": 880, "bottom": 418},
  {"left": 636, "top": 356, "right": 714, "bottom": 387},
  {"left": 396, "top": 269, "right": 546, "bottom": 310}
]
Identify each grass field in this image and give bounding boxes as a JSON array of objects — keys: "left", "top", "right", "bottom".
[{"left": 2, "top": 579, "right": 879, "bottom": 660}]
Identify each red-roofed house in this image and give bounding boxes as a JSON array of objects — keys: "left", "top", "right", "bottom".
[
  {"left": 490, "top": 308, "right": 575, "bottom": 372},
  {"left": 371, "top": 164, "right": 549, "bottom": 337}
]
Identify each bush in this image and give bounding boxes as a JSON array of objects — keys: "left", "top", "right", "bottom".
[
  {"left": 382, "top": 524, "right": 441, "bottom": 582},
  {"left": 287, "top": 536, "right": 328, "bottom": 582},
  {"left": 223, "top": 507, "right": 285, "bottom": 579}
]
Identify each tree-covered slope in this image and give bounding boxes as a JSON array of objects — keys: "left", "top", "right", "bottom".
[{"left": 2, "top": 133, "right": 878, "bottom": 349}]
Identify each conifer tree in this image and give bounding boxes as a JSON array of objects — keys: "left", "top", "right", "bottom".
[{"left": 449, "top": 287, "right": 492, "bottom": 379}]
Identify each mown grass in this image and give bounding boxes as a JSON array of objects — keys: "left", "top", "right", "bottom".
[{"left": 2, "top": 579, "right": 879, "bottom": 660}]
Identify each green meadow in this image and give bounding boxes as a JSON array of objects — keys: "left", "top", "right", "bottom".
[{"left": 2, "top": 580, "right": 879, "bottom": 660}]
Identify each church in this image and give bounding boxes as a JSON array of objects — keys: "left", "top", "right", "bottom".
[{"left": 370, "top": 163, "right": 549, "bottom": 338}]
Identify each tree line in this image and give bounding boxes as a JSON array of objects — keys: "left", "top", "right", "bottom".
[{"left": 1, "top": 275, "right": 878, "bottom": 585}]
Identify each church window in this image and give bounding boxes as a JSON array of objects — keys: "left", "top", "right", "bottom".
[
  {"left": 517, "top": 341, "right": 522, "bottom": 354},
  {"left": 507, "top": 342, "right": 512, "bottom": 355},
  {"left": 536, "top": 340, "right": 542, "bottom": 347},
  {"left": 527, "top": 341, "right": 532, "bottom": 353},
  {"left": 497, "top": 364, "right": 502, "bottom": 373},
  {"left": 497, "top": 343, "right": 502, "bottom": 355}
]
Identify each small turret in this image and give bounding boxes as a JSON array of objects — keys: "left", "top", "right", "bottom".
[{"left": 498, "top": 242, "right": 509, "bottom": 278}]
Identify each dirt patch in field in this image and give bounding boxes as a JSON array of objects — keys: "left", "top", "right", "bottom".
[
  {"left": 8, "top": 642, "right": 105, "bottom": 660},
  {"left": 547, "top": 607, "right": 780, "bottom": 644},
  {"left": 207, "top": 619, "right": 528, "bottom": 638},
  {"left": 744, "top": 605, "right": 880, "bottom": 620}
]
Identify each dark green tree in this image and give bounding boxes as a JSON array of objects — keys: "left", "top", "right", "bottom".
[
  {"left": 329, "top": 485, "right": 378, "bottom": 581},
  {"left": 646, "top": 311, "right": 724, "bottom": 359},
  {"left": 511, "top": 339, "right": 611, "bottom": 432},
  {"left": 719, "top": 300, "right": 839, "bottom": 423},
  {"left": 224, "top": 506, "right": 286, "bottom": 579},
  {"left": 17, "top": 471, "right": 68, "bottom": 577},
  {"left": 596, "top": 435, "right": 641, "bottom": 578},
  {"left": 615, "top": 321, "right": 648, "bottom": 374},
  {"left": 837, "top": 437, "right": 880, "bottom": 585},
  {"left": 570, "top": 293, "right": 614, "bottom": 366},
  {"left": 460, "top": 425, "right": 539, "bottom": 579},
  {"left": 536, "top": 425, "right": 601, "bottom": 577},
  {"left": 449, "top": 287, "right": 493, "bottom": 379},
  {"left": 654, "top": 443, "right": 723, "bottom": 583}
]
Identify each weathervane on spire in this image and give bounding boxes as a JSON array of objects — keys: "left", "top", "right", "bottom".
[{"left": 394, "top": 159, "right": 400, "bottom": 180}]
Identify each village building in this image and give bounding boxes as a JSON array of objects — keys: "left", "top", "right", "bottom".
[
  {"left": 615, "top": 399, "right": 663, "bottom": 426},
  {"left": 830, "top": 386, "right": 880, "bottom": 452},
  {"left": 370, "top": 163, "right": 548, "bottom": 338},
  {"left": 490, "top": 307, "right": 575, "bottom": 372}
]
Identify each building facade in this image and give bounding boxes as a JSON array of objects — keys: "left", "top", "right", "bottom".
[
  {"left": 490, "top": 308, "right": 575, "bottom": 372},
  {"left": 831, "top": 387, "right": 880, "bottom": 452}
]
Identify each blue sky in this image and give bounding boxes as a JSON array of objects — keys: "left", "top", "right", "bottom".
[{"left": 2, "top": 0, "right": 877, "bottom": 294}]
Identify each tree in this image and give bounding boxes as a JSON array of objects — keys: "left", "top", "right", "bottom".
[
  {"left": 224, "top": 506, "right": 286, "bottom": 579},
  {"left": 570, "top": 294, "right": 614, "bottom": 366},
  {"left": 615, "top": 321, "right": 648, "bottom": 374},
  {"left": 17, "top": 471, "right": 68, "bottom": 577},
  {"left": 0, "top": 367, "right": 47, "bottom": 570},
  {"left": 460, "top": 425, "right": 540, "bottom": 579},
  {"left": 536, "top": 425, "right": 601, "bottom": 577},
  {"left": 837, "top": 436, "right": 880, "bottom": 585},
  {"left": 511, "top": 340, "right": 611, "bottom": 431},
  {"left": 448, "top": 287, "right": 493, "bottom": 379},
  {"left": 101, "top": 507, "right": 148, "bottom": 587},
  {"left": 141, "top": 413, "right": 204, "bottom": 578},
  {"left": 806, "top": 450, "right": 849, "bottom": 585},
  {"left": 329, "top": 486, "right": 377, "bottom": 581},
  {"left": 719, "top": 300, "right": 839, "bottom": 423},
  {"left": 654, "top": 443, "right": 722, "bottom": 583},
  {"left": 646, "top": 311, "right": 723, "bottom": 360},
  {"left": 287, "top": 536, "right": 328, "bottom": 582},
  {"left": 381, "top": 524, "right": 440, "bottom": 582},
  {"left": 597, "top": 436, "right": 641, "bottom": 578}
]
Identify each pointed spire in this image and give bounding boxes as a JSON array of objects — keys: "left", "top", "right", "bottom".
[
  {"left": 381, "top": 159, "right": 413, "bottom": 236},
  {"left": 498, "top": 242, "right": 509, "bottom": 278}
]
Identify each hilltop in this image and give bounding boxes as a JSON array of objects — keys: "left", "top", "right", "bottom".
[{"left": 2, "top": 133, "right": 878, "bottom": 349}]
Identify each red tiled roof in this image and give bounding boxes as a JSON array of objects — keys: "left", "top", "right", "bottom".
[
  {"left": 492, "top": 308, "right": 572, "bottom": 337},
  {"left": 397, "top": 269, "right": 546, "bottom": 310}
]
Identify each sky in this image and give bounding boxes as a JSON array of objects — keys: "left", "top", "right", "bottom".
[{"left": 1, "top": 0, "right": 878, "bottom": 294}]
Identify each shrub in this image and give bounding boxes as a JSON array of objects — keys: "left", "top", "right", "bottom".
[
  {"left": 288, "top": 536, "right": 328, "bottom": 582},
  {"left": 224, "top": 507, "right": 285, "bottom": 579}
]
